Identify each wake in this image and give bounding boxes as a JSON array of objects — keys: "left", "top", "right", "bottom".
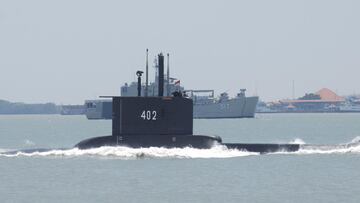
[
  {"left": 277, "top": 136, "right": 360, "bottom": 155},
  {"left": 1, "top": 137, "right": 359, "bottom": 159},
  {"left": 0, "top": 145, "right": 257, "bottom": 159}
]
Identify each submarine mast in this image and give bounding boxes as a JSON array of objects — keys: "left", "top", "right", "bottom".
[
  {"left": 158, "top": 53, "right": 164, "bottom": 97},
  {"left": 167, "top": 53, "right": 170, "bottom": 96},
  {"left": 145, "top": 49, "right": 149, "bottom": 97},
  {"left": 136, "top": 71, "right": 143, "bottom": 97}
]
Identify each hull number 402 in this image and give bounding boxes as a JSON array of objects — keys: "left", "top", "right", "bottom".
[{"left": 141, "top": 110, "right": 157, "bottom": 120}]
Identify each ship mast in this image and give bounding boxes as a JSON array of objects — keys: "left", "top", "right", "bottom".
[
  {"left": 292, "top": 80, "right": 295, "bottom": 100},
  {"left": 154, "top": 57, "right": 158, "bottom": 96}
]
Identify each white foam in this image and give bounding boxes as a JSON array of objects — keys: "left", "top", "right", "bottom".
[
  {"left": 292, "top": 147, "right": 359, "bottom": 155},
  {"left": 0, "top": 145, "right": 258, "bottom": 159},
  {"left": 289, "top": 138, "right": 306, "bottom": 145},
  {"left": 271, "top": 142, "right": 360, "bottom": 155},
  {"left": 298, "top": 143, "right": 360, "bottom": 155},
  {"left": 3, "top": 137, "right": 360, "bottom": 158},
  {"left": 349, "top": 136, "right": 360, "bottom": 144}
]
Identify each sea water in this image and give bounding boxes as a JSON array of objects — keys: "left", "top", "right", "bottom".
[{"left": 0, "top": 114, "right": 359, "bottom": 202}]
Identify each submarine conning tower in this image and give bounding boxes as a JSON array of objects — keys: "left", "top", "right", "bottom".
[
  {"left": 109, "top": 53, "right": 220, "bottom": 148},
  {"left": 113, "top": 53, "right": 192, "bottom": 137}
]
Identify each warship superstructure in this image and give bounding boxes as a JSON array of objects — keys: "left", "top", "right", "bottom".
[{"left": 85, "top": 51, "right": 258, "bottom": 119}]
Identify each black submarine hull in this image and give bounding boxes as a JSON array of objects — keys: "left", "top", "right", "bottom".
[
  {"left": 223, "top": 143, "right": 300, "bottom": 153},
  {"left": 75, "top": 135, "right": 300, "bottom": 154},
  {"left": 75, "top": 135, "right": 222, "bottom": 149}
]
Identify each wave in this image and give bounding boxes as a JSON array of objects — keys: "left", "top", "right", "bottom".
[
  {"left": 350, "top": 136, "right": 360, "bottom": 144},
  {"left": 276, "top": 144, "right": 360, "bottom": 155},
  {"left": 1, "top": 137, "right": 360, "bottom": 158},
  {"left": 288, "top": 138, "right": 306, "bottom": 144},
  {"left": 276, "top": 136, "right": 360, "bottom": 155},
  {"left": 0, "top": 145, "right": 257, "bottom": 159}
]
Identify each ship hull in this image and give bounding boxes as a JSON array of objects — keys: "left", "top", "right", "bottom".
[
  {"left": 193, "top": 96, "right": 259, "bottom": 118},
  {"left": 224, "top": 143, "right": 300, "bottom": 153},
  {"left": 85, "top": 96, "right": 259, "bottom": 120},
  {"left": 75, "top": 135, "right": 221, "bottom": 149},
  {"left": 85, "top": 100, "right": 112, "bottom": 119}
]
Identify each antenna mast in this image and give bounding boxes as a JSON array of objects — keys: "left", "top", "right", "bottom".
[
  {"left": 292, "top": 80, "right": 295, "bottom": 100},
  {"left": 145, "top": 49, "right": 149, "bottom": 97},
  {"left": 167, "top": 53, "right": 170, "bottom": 96}
]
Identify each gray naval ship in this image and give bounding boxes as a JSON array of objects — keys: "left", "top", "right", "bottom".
[{"left": 85, "top": 52, "right": 258, "bottom": 119}]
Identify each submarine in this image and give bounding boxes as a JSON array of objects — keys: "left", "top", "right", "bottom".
[{"left": 76, "top": 53, "right": 300, "bottom": 154}]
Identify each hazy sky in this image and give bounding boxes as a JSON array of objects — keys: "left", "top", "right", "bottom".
[{"left": 1, "top": 0, "right": 359, "bottom": 104}]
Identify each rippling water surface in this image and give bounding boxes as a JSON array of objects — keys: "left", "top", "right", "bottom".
[{"left": 0, "top": 114, "right": 359, "bottom": 202}]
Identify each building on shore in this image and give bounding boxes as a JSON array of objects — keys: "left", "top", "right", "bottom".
[{"left": 267, "top": 88, "right": 346, "bottom": 112}]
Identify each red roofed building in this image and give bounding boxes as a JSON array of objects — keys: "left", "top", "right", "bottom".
[
  {"left": 274, "top": 88, "right": 345, "bottom": 112},
  {"left": 316, "top": 88, "right": 345, "bottom": 102}
]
